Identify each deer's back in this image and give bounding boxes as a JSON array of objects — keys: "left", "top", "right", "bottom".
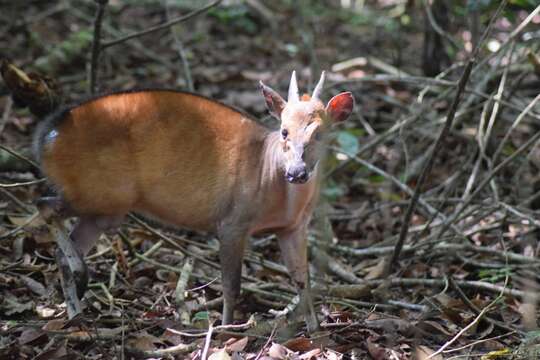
[{"left": 36, "top": 90, "right": 267, "bottom": 231}]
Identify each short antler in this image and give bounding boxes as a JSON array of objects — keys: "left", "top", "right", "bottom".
[
  {"left": 311, "top": 71, "right": 326, "bottom": 101},
  {"left": 288, "top": 71, "right": 299, "bottom": 103}
]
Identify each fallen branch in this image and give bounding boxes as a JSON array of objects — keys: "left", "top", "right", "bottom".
[
  {"left": 101, "top": 0, "right": 222, "bottom": 49},
  {"left": 389, "top": 0, "right": 508, "bottom": 273},
  {"left": 89, "top": 0, "right": 108, "bottom": 94}
]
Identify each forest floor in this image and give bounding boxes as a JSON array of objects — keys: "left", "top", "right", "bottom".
[{"left": 1, "top": 1, "right": 540, "bottom": 359}]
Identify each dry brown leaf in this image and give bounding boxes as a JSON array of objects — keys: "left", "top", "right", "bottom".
[
  {"left": 323, "top": 349, "right": 343, "bottom": 360},
  {"left": 208, "top": 349, "right": 232, "bottom": 360},
  {"left": 225, "top": 337, "right": 249, "bottom": 353},
  {"left": 366, "top": 318, "right": 415, "bottom": 336},
  {"left": 19, "top": 275, "right": 47, "bottom": 297},
  {"left": 126, "top": 331, "right": 162, "bottom": 352},
  {"left": 35, "top": 305, "right": 57, "bottom": 319},
  {"left": 268, "top": 342, "right": 289, "bottom": 359},
  {"left": 18, "top": 327, "right": 47, "bottom": 346},
  {"left": 42, "top": 319, "right": 66, "bottom": 331},
  {"left": 8, "top": 214, "right": 44, "bottom": 228},
  {"left": 413, "top": 346, "right": 443, "bottom": 360},
  {"left": 161, "top": 328, "right": 184, "bottom": 345},
  {"left": 2, "top": 293, "right": 33, "bottom": 315},
  {"left": 366, "top": 338, "right": 386, "bottom": 360},
  {"left": 299, "top": 348, "right": 322, "bottom": 359},
  {"left": 282, "top": 337, "right": 314, "bottom": 352},
  {"left": 417, "top": 320, "right": 453, "bottom": 336},
  {"left": 518, "top": 302, "right": 538, "bottom": 330},
  {"left": 33, "top": 343, "right": 68, "bottom": 360},
  {"left": 364, "top": 258, "right": 388, "bottom": 280}
]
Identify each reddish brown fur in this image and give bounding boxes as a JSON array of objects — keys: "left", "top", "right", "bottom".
[
  {"left": 37, "top": 79, "right": 354, "bottom": 329},
  {"left": 39, "top": 91, "right": 314, "bottom": 234}
]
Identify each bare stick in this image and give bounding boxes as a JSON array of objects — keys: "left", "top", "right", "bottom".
[
  {"left": 0, "top": 144, "right": 40, "bottom": 170},
  {"left": 89, "top": 0, "right": 108, "bottom": 94},
  {"left": 175, "top": 257, "right": 195, "bottom": 305},
  {"left": 101, "top": 0, "right": 222, "bottom": 49},
  {"left": 48, "top": 218, "right": 87, "bottom": 318},
  {"left": 0, "top": 96, "right": 12, "bottom": 136},
  {"left": 0, "top": 179, "right": 46, "bottom": 188},
  {"left": 165, "top": 0, "right": 194, "bottom": 91},
  {"left": 330, "top": 146, "right": 466, "bottom": 238},
  {"left": 121, "top": 342, "right": 198, "bottom": 358},
  {"left": 165, "top": 317, "right": 255, "bottom": 338},
  {"left": 388, "top": 0, "right": 508, "bottom": 273},
  {"left": 492, "top": 94, "right": 540, "bottom": 165},
  {"left": 437, "top": 128, "right": 540, "bottom": 239},
  {"left": 427, "top": 275, "right": 508, "bottom": 359},
  {"left": 427, "top": 303, "right": 493, "bottom": 359},
  {"left": 423, "top": 0, "right": 460, "bottom": 51},
  {"left": 474, "top": 5, "right": 540, "bottom": 72},
  {"left": 201, "top": 322, "right": 214, "bottom": 360}
]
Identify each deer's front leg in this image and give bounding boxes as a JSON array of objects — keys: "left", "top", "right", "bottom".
[
  {"left": 277, "top": 223, "right": 319, "bottom": 332},
  {"left": 218, "top": 226, "right": 249, "bottom": 325}
]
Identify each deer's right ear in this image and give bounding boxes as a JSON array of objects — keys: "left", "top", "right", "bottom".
[{"left": 260, "top": 81, "right": 286, "bottom": 119}]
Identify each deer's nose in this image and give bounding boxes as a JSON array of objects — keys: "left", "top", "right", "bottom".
[{"left": 286, "top": 165, "right": 308, "bottom": 184}]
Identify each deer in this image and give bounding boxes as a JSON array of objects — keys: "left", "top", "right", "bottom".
[{"left": 34, "top": 71, "right": 354, "bottom": 331}]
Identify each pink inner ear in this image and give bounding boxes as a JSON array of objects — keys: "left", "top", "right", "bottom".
[
  {"left": 327, "top": 92, "right": 354, "bottom": 122},
  {"left": 261, "top": 83, "right": 286, "bottom": 118}
]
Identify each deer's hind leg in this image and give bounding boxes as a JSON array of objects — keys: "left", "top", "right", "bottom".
[{"left": 37, "top": 197, "right": 122, "bottom": 318}]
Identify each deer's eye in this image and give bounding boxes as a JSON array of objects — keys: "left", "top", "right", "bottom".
[
  {"left": 314, "top": 132, "right": 322, "bottom": 141},
  {"left": 281, "top": 128, "right": 288, "bottom": 139}
]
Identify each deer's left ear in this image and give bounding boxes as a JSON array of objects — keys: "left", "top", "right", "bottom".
[
  {"left": 260, "top": 81, "right": 286, "bottom": 120},
  {"left": 326, "top": 92, "right": 354, "bottom": 122}
]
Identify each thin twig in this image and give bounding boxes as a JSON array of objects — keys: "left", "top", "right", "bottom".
[
  {"left": 0, "top": 212, "right": 40, "bottom": 240},
  {"left": 0, "top": 179, "right": 46, "bottom": 188},
  {"left": 165, "top": 0, "right": 194, "bottom": 91},
  {"left": 0, "top": 188, "right": 34, "bottom": 214},
  {"left": 388, "top": 0, "right": 508, "bottom": 273},
  {"left": 201, "top": 322, "right": 214, "bottom": 360},
  {"left": 473, "top": 5, "right": 540, "bottom": 73},
  {"left": 101, "top": 0, "right": 222, "bottom": 49},
  {"left": 437, "top": 127, "right": 540, "bottom": 239},
  {"left": 89, "top": 0, "right": 108, "bottom": 94},
  {"left": 427, "top": 304, "right": 493, "bottom": 359},
  {"left": 0, "top": 145, "right": 40, "bottom": 170},
  {"left": 423, "top": 0, "right": 460, "bottom": 51},
  {"left": 316, "top": 240, "right": 540, "bottom": 264},
  {"left": 449, "top": 276, "right": 522, "bottom": 335},
  {"left": 332, "top": 147, "right": 466, "bottom": 239},
  {"left": 427, "top": 272, "right": 509, "bottom": 359},
  {"left": 492, "top": 94, "right": 540, "bottom": 165},
  {"left": 0, "top": 96, "right": 13, "bottom": 136}
]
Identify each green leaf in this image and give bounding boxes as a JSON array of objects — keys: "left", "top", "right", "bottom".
[
  {"left": 336, "top": 130, "right": 360, "bottom": 157},
  {"left": 467, "top": 0, "right": 492, "bottom": 11},
  {"left": 525, "top": 330, "right": 540, "bottom": 340},
  {"left": 502, "top": 144, "right": 517, "bottom": 156},
  {"left": 322, "top": 179, "right": 346, "bottom": 202},
  {"left": 193, "top": 311, "right": 209, "bottom": 321},
  {"left": 368, "top": 175, "right": 386, "bottom": 184},
  {"left": 510, "top": 0, "right": 538, "bottom": 9}
]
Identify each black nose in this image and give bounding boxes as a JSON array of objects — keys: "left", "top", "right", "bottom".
[{"left": 286, "top": 167, "right": 308, "bottom": 184}]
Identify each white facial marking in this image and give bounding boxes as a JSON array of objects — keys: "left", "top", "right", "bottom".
[{"left": 45, "top": 129, "right": 59, "bottom": 144}]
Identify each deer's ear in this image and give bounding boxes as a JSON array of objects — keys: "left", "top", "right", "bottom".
[
  {"left": 326, "top": 92, "right": 354, "bottom": 122},
  {"left": 260, "top": 81, "right": 286, "bottom": 119}
]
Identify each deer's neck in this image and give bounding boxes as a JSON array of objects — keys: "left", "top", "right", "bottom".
[{"left": 255, "top": 131, "right": 319, "bottom": 232}]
